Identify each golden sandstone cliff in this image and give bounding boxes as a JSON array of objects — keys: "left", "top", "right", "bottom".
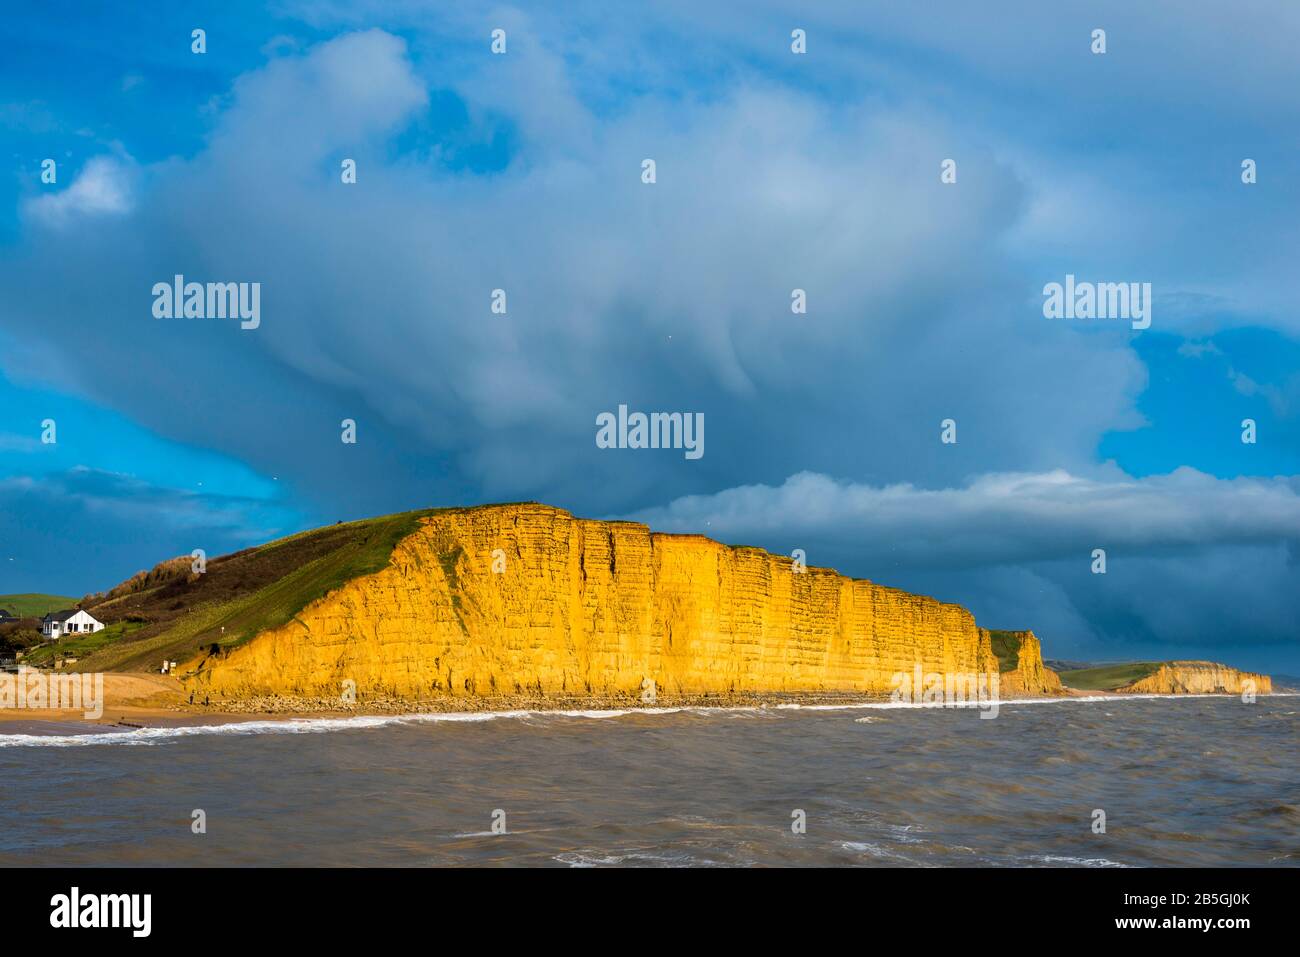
[
  {"left": 1120, "top": 661, "right": 1271, "bottom": 695},
  {"left": 182, "top": 504, "right": 1064, "bottom": 702}
]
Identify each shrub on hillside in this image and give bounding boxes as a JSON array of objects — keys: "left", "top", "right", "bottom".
[{"left": 98, "top": 556, "right": 195, "bottom": 602}]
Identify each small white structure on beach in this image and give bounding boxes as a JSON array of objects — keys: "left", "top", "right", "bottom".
[{"left": 42, "top": 608, "right": 104, "bottom": 640}]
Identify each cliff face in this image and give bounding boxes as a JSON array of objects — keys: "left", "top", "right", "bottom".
[
  {"left": 985, "top": 630, "right": 1063, "bottom": 696},
  {"left": 181, "top": 504, "right": 1054, "bottom": 701},
  {"left": 1120, "top": 661, "right": 1271, "bottom": 695}
]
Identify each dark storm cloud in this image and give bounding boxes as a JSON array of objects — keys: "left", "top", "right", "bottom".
[{"left": 2, "top": 30, "right": 1145, "bottom": 518}]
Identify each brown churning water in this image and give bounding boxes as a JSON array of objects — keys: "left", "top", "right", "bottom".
[{"left": 0, "top": 695, "right": 1295, "bottom": 866}]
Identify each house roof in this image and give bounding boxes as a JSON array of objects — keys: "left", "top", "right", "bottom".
[
  {"left": 0, "top": 609, "right": 13, "bottom": 618},
  {"left": 44, "top": 609, "right": 82, "bottom": 622}
]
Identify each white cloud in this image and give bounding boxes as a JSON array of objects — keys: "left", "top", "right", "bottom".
[
  {"left": 24, "top": 154, "right": 135, "bottom": 226},
  {"left": 623, "top": 467, "right": 1300, "bottom": 568}
]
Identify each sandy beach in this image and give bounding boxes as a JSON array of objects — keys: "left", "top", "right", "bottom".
[
  {"left": 0, "top": 670, "right": 1124, "bottom": 731},
  {"left": 0, "top": 673, "right": 193, "bottom": 726}
]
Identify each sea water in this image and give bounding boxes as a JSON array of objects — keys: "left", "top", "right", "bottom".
[{"left": 1, "top": 695, "right": 1295, "bottom": 866}]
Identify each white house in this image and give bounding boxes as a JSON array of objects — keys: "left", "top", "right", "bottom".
[{"left": 42, "top": 609, "right": 104, "bottom": 640}]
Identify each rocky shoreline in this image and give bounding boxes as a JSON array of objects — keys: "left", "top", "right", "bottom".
[
  {"left": 171, "top": 689, "right": 905, "bottom": 716},
  {"left": 167, "top": 683, "right": 1086, "bottom": 717}
]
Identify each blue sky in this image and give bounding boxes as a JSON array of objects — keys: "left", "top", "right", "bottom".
[{"left": 2, "top": 1, "right": 1298, "bottom": 672}]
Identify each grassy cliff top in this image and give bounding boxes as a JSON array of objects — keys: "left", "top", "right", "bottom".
[
  {"left": 0, "top": 593, "right": 78, "bottom": 617},
  {"left": 67, "top": 509, "right": 434, "bottom": 673},
  {"left": 987, "top": 630, "right": 1028, "bottom": 672},
  {"left": 1056, "top": 662, "right": 1161, "bottom": 691}
]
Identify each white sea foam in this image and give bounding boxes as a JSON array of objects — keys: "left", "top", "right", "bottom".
[
  {"left": 554, "top": 849, "right": 712, "bottom": 867},
  {"left": 554, "top": 852, "right": 626, "bottom": 867},
  {"left": 1018, "top": 854, "right": 1129, "bottom": 868},
  {"left": 839, "top": 841, "right": 916, "bottom": 863},
  {"left": 0, "top": 705, "right": 725, "bottom": 748},
  {"left": 0, "top": 692, "right": 1290, "bottom": 747}
]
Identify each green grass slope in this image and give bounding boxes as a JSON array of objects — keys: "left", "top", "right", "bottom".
[
  {"left": 987, "top": 630, "right": 1024, "bottom": 672},
  {"left": 0, "top": 593, "right": 77, "bottom": 617},
  {"left": 22, "top": 620, "right": 146, "bottom": 666},
  {"left": 67, "top": 509, "right": 435, "bottom": 674},
  {"left": 1056, "top": 662, "right": 1161, "bottom": 691}
]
